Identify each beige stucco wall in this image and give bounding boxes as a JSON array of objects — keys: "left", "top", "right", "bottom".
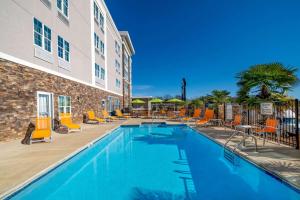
[
  {"left": 106, "top": 18, "right": 123, "bottom": 94},
  {"left": 0, "top": 0, "right": 93, "bottom": 83}
]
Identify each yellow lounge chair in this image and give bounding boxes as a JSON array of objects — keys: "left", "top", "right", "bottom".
[
  {"left": 31, "top": 117, "right": 52, "bottom": 144},
  {"left": 60, "top": 113, "right": 82, "bottom": 132},
  {"left": 115, "top": 109, "right": 130, "bottom": 119},
  {"left": 102, "top": 110, "right": 117, "bottom": 121},
  {"left": 87, "top": 110, "right": 106, "bottom": 123},
  {"left": 196, "top": 109, "right": 214, "bottom": 126}
]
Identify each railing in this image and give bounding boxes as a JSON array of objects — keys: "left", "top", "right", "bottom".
[{"left": 224, "top": 99, "right": 299, "bottom": 149}]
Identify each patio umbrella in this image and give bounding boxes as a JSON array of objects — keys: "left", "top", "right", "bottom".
[
  {"left": 166, "top": 98, "right": 184, "bottom": 111},
  {"left": 132, "top": 99, "right": 145, "bottom": 104},
  {"left": 149, "top": 98, "right": 163, "bottom": 103},
  {"left": 149, "top": 98, "right": 163, "bottom": 112}
]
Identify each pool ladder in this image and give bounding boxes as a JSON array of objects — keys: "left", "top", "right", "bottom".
[{"left": 224, "top": 130, "right": 258, "bottom": 153}]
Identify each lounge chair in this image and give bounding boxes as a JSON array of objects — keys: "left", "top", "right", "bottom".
[
  {"left": 115, "top": 109, "right": 130, "bottom": 119},
  {"left": 253, "top": 118, "right": 278, "bottom": 146},
  {"left": 167, "top": 111, "right": 177, "bottom": 120},
  {"left": 195, "top": 109, "right": 214, "bottom": 126},
  {"left": 30, "top": 117, "right": 52, "bottom": 144},
  {"left": 183, "top": 108, "right": 201, "bottom": 121},
  {"left": 60, "top": 113, "right": 82, "bottom": 132},
  {"left": 177, "top": 108, "right": 187, "bottom": 119},
  {"left": 224, "top": 114, "right": 241, "bottom": 129},
  {"left": 102, "top": 110, "right": 117, "bottom": 121},
  {"left": 87, "top": 110, "right": 106, "bottom": 123}
]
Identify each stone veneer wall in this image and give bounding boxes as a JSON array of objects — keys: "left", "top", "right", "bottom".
[{"left": 0, "top": 58, "right": 122, "bottom": 141}]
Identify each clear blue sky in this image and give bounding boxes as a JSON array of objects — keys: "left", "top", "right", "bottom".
[{"left": 106, "top": 0, "right": 300, "bottom": 99}]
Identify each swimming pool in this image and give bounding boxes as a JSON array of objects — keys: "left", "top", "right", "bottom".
[{"left": 7, "top": 124, "right": 300, "bottom": 199}]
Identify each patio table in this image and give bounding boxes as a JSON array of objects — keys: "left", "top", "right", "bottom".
[{"left": 235, "top": 125, "right": 258, "bottom": 151}]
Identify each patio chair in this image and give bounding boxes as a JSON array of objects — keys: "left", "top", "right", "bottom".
[
  {"left": 253, "top": 118, "right": 278, "bottom": 146},
  {"left": 196, "top": 109, "right": 214, "bottom": 126},
  {"left": 102, "top": 110, "right": 117, "bottom": 121},
  {"left": 224, "top": 114, "right": 241, "bottom": 129},
  {"left": 183, "top": 108, "right": 201, "bottom": 121},
  {"left": 175, "top": 108, "right": 186, "bottom": 120},
  {"left": 167, "top": 111, "right": 177, "bottom": 120},
  {"left": 87, "top": 110, "right": 106, "bottom": 123},
  {"left": 115, "top": 109, "right": 130, "bottom": 119},
  {"left": 60, "top": 113, "right": 82, "bottom": 132},
  {"left": 30, "top": 117, "right": 52, "bottom": 144}
]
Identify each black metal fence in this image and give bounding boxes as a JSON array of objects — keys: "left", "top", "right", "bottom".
[{"left": 225, "top": 99, "right": 299, "bottom": 149}]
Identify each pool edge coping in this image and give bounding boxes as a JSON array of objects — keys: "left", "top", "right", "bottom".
[
  {"left": 0, "top": 121, "right": 128, "bottom": 200},
  {"left": 188, "top": 125, "right": 300, "bottom": 193}
]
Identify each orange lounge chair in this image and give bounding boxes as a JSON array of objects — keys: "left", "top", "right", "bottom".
[
  {"left": 115, "top": 109, "right": 130, "bottom": 119},
  {"left": 196, "top": 109, "right": 214, "bottom": 126},
  {"left": 183, "top": 108, "right": 201, "bottom": 121},
  {"left": 87, "top": 110, "right": 106, "bottom": 123},
  {"left": 60, "top": 113, "right": 82, "bottom": 132},
  {"left": 253, "top": 118, "right": 278, "bottom": 146},
  {"left": 224, "top": 114, "right": 241, "bottom": 129},
  {"left": 102, "top": 110, "right": 117, "bottom": 121},
  {"left": 31, "top": 117, "right": 52, "bottom": 144},
  {"left": 167, "top": 111, "right": 177, "bottom": 120}
]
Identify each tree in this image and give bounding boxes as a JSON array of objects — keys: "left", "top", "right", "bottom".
[
  {"left": 208, "top": 90, "right": 231, "bottom": 118},
  {"left": 236, "top": 63, "right": 299, "bottom": 104},
  {"left": 189, "top": 99, "right": 204, "bottom": 109}
]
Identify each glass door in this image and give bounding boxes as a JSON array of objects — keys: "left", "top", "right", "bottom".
[{"left": 37, "top": 91, "right": 54, "bottom": 127}]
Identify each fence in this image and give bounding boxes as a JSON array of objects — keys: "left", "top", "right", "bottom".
[{"left": 224, "top": 99, "right": 299, "bottom": 149}]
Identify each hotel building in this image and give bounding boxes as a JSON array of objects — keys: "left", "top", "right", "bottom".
[{"left": 0, "top": 0, "right": 134, "bottom": 140}]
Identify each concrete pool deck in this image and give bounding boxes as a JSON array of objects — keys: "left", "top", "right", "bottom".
[{"left": 0, "top": 118, "right": 300, "bottom": 197}]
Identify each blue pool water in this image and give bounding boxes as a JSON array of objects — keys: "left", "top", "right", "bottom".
[{"left": 9, "top": 124, "right": 300, "bottom": 200}]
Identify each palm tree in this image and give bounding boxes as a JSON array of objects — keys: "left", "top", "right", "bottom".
[
  {"left": 236, "top": 63, "right": 299, "bottom": 104},
  {"left": 208, "top": 90, "right": 231, "bottom": 118}
]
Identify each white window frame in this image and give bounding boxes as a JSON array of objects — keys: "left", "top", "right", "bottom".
[
  {"left": 33, "top": 18, "right": 52, "bottom": 53},
  {"left": 94, "top": 1, "right": 99, "bottom": 23},
  {"left": 116, "top": 79, "right": 121, "bottom": 88},
  {"left": 115, "top": 60, "right": 121, "bottom": 75},
  {"left": 115, "top": 41, "right": 120, "bottom": 56},
  {"left": 94, "top": 33, "right": 100, "bottom": 50},
  {"left": 57, "top": 35, "right": 70, "bottom": 62},
  {"left": 100, "top": 40, "right": 105, "bottom": 55},
  {"left": 58, "top": 95, "right": 71, "bottom": 114},
  {"left": 95, "top": 63, "right": 100, "bottom": 78},
  {"left": 100, "top": 67, "right": 105, "bottom": 80},
  {"left": 57, "top": 0, "right": 69, "bottom": 19}
]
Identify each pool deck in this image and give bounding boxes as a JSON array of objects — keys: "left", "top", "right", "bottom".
[{"left": 0, "top": 118, "right": 300, "bottom": 197}]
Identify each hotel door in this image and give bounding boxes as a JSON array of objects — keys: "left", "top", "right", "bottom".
[{"left": 37, "top": 91, "right": 54, "bottom": 127}]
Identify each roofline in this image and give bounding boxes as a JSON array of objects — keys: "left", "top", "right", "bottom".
[{"left": 120, "top": 31, "right": 135, "bottom": 55}]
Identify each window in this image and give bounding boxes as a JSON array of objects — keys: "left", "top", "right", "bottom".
[
  {"left": 124, "top": 82, "right": 129, "bottom": 95},
  {"left": 115, "top": 41, "right": 120, "bottom": 56},
  {"left": 57, "top": 36, "right": 70, "bottom": 62},
  {"left": 94, "top": 33, "right": 99, "bottom": 49},
  {"left": 58, "top": 95, "right": 71, "bottom": 114},
  {"left": 94, "top": 1, "right": 104, "bottom": 29},
  {"left": 34, "top": 18, "right": 52, "bottom": 52},
  {"left": 57, "top": 0, "right": 68, "bottom": 18},
  {"left": 100, "top": 40, "right": 105, "bottom": 55},
  {"left": 95, "top": 63, "right": 100, "bottom": 78},
  {"left": 124, "top": 68, "right": 129, "bottom": 80},
  {"left": 124, "top": 54, "right": 128, "bottom": 66},
  {"left": 94, "top": 1, "right": 99, "bottom": 22},
  {"left": 100, "top": 67, "right": 105, "bottom": 80},
  {"left": 116, "top": 79, "right": 121, "bottom": 88},
  {"left": 115, "top": 60, "right": 121, "bottom": 75},
  {"left": 99, "top": 12, "right": 104, "bottom": 29}
]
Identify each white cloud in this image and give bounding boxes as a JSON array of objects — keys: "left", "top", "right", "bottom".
[{"left": 134, "top": 85, "right": 153, "bottom": 90}]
